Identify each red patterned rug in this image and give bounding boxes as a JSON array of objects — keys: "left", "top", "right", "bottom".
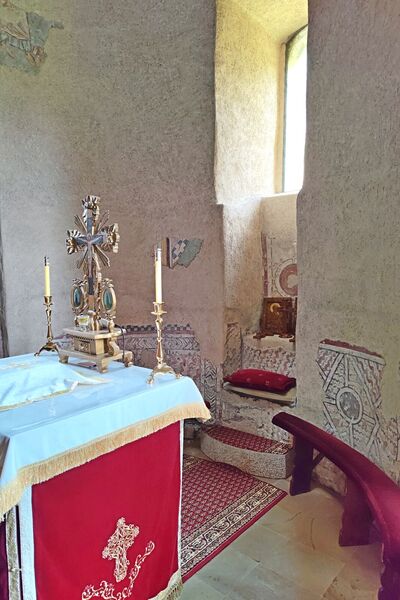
[
  {"left": 204, "top": 424, "right": 292, "bottom": 454},
  {"left": 181, "top": 455, "right": 286, "bottom": 581}
]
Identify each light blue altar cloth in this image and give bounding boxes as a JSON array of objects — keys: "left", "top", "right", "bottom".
[
  {"left": 0, "top": 357, "right": 107, "bottom": 409},
  {"left": 0, "top": 354, "right": 209, "bottom": 518}
]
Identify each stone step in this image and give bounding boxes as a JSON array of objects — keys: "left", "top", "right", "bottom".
[
  {"left": 222, "top": 382, "right": 297, "bottom": 407},
  {"left": 200, "top": 424, "right": 294, "bottom": 479},
  {"left": 220, "top": 387, "right": 294, "bottom": 444}
]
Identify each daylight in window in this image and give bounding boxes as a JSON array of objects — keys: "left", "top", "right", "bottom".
[{"left": 283, "top": 26, "right": 308, "bottom": 192}]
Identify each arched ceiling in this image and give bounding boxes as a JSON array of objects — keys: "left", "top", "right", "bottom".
[{"left": 237, "top": 0, "right": 308, "bottom": 43}]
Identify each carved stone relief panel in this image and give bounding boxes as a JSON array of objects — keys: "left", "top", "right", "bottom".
[{"left": 317, "top": 339, "right": 399, "bottom": 482}]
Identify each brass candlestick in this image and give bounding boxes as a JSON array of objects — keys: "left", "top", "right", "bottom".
[
  {"left": 35, "top": 295, "right": 59, "bottom": 356},
  {"left": 147, "top": 302, "right": 181, "bottom": 384}
]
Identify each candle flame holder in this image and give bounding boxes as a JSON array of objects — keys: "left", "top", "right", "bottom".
[
  {"left": 35, "top": 295, "right": 59, "bottom": 357},
  {"left": 147, "top": 302, "right": 181, "bottom": 385}
]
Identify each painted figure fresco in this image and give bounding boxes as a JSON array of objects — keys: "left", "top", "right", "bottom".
[
  {"left": 164, "top": 238, "right": 203, "bottom": 269},
  {"left": 261, "top": 233, "right": 298, "bottom": 298},
  {"left": 0, "top": 0, "right": 63, "bottom": 73}
]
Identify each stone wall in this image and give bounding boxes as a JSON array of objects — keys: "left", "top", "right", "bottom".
[
  {"left": 0, "top": 213, "right": 7, "bottom": 358},
  {"left": 261, "top": 194, "right": 297, "bottom": 298},
  {"left": 215, "top": 3, "right": 303, "bottom": 336},
  {"left": 0, "top": 0, "right": 224, "bottom": 367},
  {"left": 223, "top": 200, "right": 263, "bottom": 332},
  {"left": 3, "top": 0, "right": 398, "bottom": 491},
  {"left": 215, "top": 0, "right": 280, "bottom": 204},
  {"left": 221, "top": 0, "right": 400, "bottom": 488},
  {"left": 297, "top": 0, "right": 400, "bottom": 483}
]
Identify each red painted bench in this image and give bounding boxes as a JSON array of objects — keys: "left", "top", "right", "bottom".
[{"left": 272, "top": 412, "right": 400, "bottom": 600}]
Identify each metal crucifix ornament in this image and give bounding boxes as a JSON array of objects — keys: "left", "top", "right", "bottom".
[
  {"left": 59, "top": 196, "right": 133, "bottom": 373},
  {"left": 66, "top": 196, "right": 119, "bottom": 298}
]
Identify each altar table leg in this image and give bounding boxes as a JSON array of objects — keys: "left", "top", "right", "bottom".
[
  {"left": 379, "top": 560, "right": 400, "bottom": 600},
  {"left": 289, "top": 436, "right": 314, "bottom": 495},
  {"left": 339, "top": 478, "right": 372, "bottom": 546}
]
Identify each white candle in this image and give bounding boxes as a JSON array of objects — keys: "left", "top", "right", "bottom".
[
  {"left": 44, "top": 256, "right": 51, "bottom": 297},
  {"left": 155, "top": 246, "right": 163, "bottom": 303}
]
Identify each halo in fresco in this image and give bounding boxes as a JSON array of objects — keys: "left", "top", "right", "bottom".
[{"left": 276, "top": 261, "right": 298, "bottom": 296}]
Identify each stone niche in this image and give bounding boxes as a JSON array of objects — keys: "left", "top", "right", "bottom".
[{"left": 222, "top": 323, "right": 296, "bottom": 442}]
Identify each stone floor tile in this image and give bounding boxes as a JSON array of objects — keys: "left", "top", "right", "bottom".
[
  {"left": 261, "top": 503, "right": 356, "bottom": 562},
  {"left": 195, "top": 547, "right": 258, "bottom": 596},
  {"left": 256, "top": 503, "right": 293, "bottom": 527},
  {"left": 229, "top": 520, "right": 289, "bottom": 564},
  {"left": 323, "top": 543, "right": 382, "bottom": 598},
  {"left": 258, "top": 538, "right": 344, "bottom": 596},
  {"left": 229, "top": 564, "right": 321, "bottom": 600},
  {"left": 323, "top": 576, "right": 377, "bottom": 600},
  {"left": 223, "top": 570, "right": 281, "bottom": 600},
  {"left": 181, "top": 449, "right": 383, "bottom": 599},
  {"left": 180, "top": 577, "right": 225, "bottom": 599},
  {"left": 278, "top": 486, "right": 343, "bottom": 518}
]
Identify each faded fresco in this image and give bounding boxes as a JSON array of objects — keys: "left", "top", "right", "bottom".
[
  {"left": 242, "top": 339, "right": 296, "bottom": 377},
  {"left": 261, "top": 232, "right": 298, "bottom": 298},
  {"left": 223, "top": 322, "right": 242, "bottom": 376},
  {"left": 0, "top": 1, "right": 63, "bottom": 73},
  {"left": 166, "top": 238, "right": 203, "bottom": 269},
  {"left": 317, "top": 339, "right": 399, "bottom": 482},
  {"left": 123, "top": 324, "right": 220, "bottom": 419}
]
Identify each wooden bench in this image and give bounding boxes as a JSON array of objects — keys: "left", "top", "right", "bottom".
[{"left": 272, "top": 412, "right": 400, "bottom": 600}]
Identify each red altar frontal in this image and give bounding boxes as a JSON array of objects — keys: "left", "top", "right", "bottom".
[{"left": 0, "top": 423, "right": 182, "bottom": 600}]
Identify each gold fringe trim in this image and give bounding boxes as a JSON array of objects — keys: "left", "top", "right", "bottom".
[
  {"left": 0, "top": 403, "right": 210, "bottom": 519},
  {"left": 165, "top": 581, "right": 183, "bottom": 600},
  {"left": 148, "top": 570, "right": 183, "bottom": 600}
]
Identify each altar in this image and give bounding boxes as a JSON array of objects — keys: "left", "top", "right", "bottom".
[{"left": 0, "top": 354, "right": 210, "bottom": 600}]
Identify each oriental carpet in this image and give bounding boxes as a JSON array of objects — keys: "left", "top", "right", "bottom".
[{"left": 181, "top": 456, "right": 286, "bottom": 581}]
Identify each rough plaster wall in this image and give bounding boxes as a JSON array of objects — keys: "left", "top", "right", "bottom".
[
  {"left": 107, "top": 0, "right": 224, "bottom": 364},
  {"left": 239, "top": 0, "right": 308, "bottom": 43},
  {"left": 262, "top": 194, "right": 297, "bottom": 246},
  {"left": 215, "top": 0, "right": 280, "bottom": 204},
  {"left": 223, "top": 200, "right": 263, "bottom": 331},
  {"left": 0, "top": 199, "right": 76, "bottom": 356},
  {"left": 262, "top": 193, "right": 297, "bottom": 297},
  {"left": 222, "top": 195, "right": 296, "bottom": 334},
  {"left": 0, "top": 1, "right": 224, "bottom": 363},
  {"left": 297, "top": 0, "right": 400, "bottom": 478},
  {"left": 0, "top": 211, "right": 7, "bottom": 358}
]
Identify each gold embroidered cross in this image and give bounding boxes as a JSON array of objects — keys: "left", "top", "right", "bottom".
[{"left": 102, "top": 518, "right": 139, "bottom": 583}]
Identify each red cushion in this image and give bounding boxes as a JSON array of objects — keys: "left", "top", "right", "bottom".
[{"left": 224, "top": 369, "right": 296, "bottom": 393}]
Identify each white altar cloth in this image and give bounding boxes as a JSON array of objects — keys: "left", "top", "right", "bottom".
[{"left": 0, "top": 354, "right": 210, "bottom": 518}]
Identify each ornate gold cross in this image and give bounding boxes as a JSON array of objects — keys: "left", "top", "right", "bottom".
[
  {"left": 66, "top": 196, "right": 119, "bottom": 299},
  {"left": 60, "top": 195, "right": 133, "bottom": 371}
]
